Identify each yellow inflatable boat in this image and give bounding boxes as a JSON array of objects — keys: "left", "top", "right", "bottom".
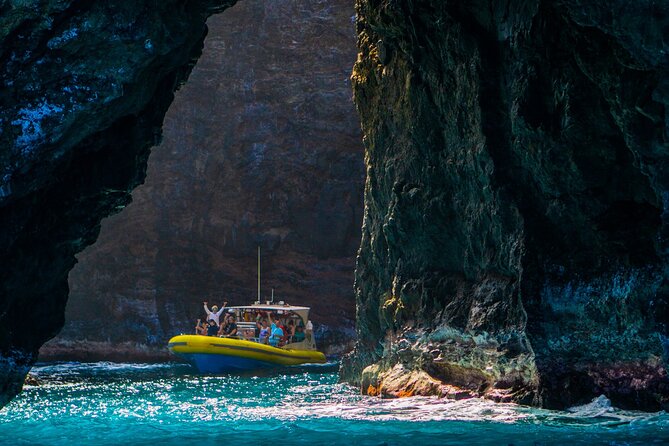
[{"left": 168, "top": 303, "right": 326, "bottom": 373}]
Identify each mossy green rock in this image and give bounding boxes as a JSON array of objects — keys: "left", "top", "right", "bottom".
[{"left": 341, "top": 0, "right": 669, "bottom": 411}]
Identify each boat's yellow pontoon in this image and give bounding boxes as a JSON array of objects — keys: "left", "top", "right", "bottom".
[{"left": 168, "top": 303, "right": 326, "bottom": 373}]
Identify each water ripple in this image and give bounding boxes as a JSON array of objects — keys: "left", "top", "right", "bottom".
[{"left": 1, "top": 362, "right": 667, "bottom": 446}]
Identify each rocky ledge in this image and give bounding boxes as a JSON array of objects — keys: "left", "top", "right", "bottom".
[{"left": 341, "top": 0, "right": 669, "bottom": 411}]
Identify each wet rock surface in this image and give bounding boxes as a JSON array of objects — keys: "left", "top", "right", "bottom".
[
  {"left": 39, "top": 0, "right": 362, "bottom": 362},
  {"left": 1, "top": 0, "right": 668, "bottom": 412},
  {"left": 341, "top": 0, "right": 669, "bottom": 411},
  {"left": 0, "top": 0, "right": 237, "bottom": 407}
]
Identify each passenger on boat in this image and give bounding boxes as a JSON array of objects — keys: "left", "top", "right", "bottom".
[
  {"left": 203, "top": 301, "right": 227, "bottom": 326},
  {"left": 217, "top": 312, "right": 229, "bottom": 335},
  {"left": 285, "top": 320, "right": 295, "bottom": 342},
  {"left": 269, "top": 319, "right": 284, "bottom": 347},
  {"left": 206, "top": 319, "right": 219, "bottom": 336},
  {"left": 305, "top": 319, "right": 314, "bottom": 342},
  {"left": 195, "top": 319, "right": 207, "bottom": 335},
  {"left": 258, "top": 320, "right": 270, "bottom": 344},
  {"left": 222, "top": 315, "right": 238, "bottom": 337},
  {"left": 293, "top": 324, "right": 305, "bottom": 342}
]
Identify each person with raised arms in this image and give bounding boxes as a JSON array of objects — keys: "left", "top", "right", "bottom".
[{"left": 203, "top": 300, "right": 227, "bottom": 326}]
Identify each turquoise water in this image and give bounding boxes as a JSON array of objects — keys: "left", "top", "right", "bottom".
[{"left": 0, "top": 362, "right": 667, "bottom": 445}]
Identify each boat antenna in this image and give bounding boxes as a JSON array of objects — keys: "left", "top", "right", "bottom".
[{"left": 257, "top": 246, "right": 261, "bottom": 303}]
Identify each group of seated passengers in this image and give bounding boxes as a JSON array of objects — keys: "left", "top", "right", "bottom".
[
  {"left": 255, "top": 314, "right": 306, "bottom": 346},
  {"left": 195, "top": 301, "right": 238, "bottom": 337},
  {"left": 195, "top": 303, "right": 308, "bottom": 346}
]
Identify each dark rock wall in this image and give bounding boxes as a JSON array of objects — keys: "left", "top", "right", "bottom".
[
  {"left": 0, "top": 0, "right": 237, "bottom": 407},
  {"left": 39, "top": 0, "right": 362, "bottom": 361},
  {"left": 341, "top": 0, "right": 669, "bottom": 411},
  {"left": 1, "top": 0, "right": 668, "bottom": 412}
]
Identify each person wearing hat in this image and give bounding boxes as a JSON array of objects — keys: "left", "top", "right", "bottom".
[{"left": 203, "top": 301, "right": 227, "bottom": 326}]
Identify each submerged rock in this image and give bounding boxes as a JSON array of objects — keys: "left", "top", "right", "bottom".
[{"left": 23, "top": 373, "right": 41, "bottom": 387}]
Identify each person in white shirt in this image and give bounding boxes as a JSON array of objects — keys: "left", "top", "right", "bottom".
[
  {"left": 203, "top": 301, "right": 227, "bottom": 326},
  {"left": 305, "top": 319, "right": 314, "bottom": 343}
]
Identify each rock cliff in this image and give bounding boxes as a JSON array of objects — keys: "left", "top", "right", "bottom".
[
  {"left": 341, "top": 0, "right": 669, "bottom": 411},
  {"left": 1, "top": 0, "right": 668, "bottom": 412},
  {"left": 0, "top": 0, "right": 237, "bottom": 407},
  {"left": 38, "top": 0, "right": 362, "bottom": 362}
]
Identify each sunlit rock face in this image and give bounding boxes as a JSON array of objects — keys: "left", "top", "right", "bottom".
[
  {"left": 0, "top": 0, "right": 237, "bottom": 407},
  {"left": 341, "top": 0, "right": 669, "bottom": 411},
  {"left": 39, "top": 0, "right": 363, "bottom": 361}
]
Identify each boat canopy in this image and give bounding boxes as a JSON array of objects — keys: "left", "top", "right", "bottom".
[{"left": 228, "top": 304, "right": 311, "bottom": 325}]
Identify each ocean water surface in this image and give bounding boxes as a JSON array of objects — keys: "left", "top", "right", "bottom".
[{"left": 0, "top": 362, "right": 667, "bottom": 445}]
